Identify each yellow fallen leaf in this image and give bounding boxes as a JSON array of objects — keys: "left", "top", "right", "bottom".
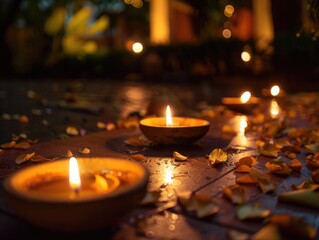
[
  {"left": 236, "top": 203, "right": 270, "bottom": 221},
  {"left": 236, "top": 156, "right": 257, "bottom": 167},
  {"left": 173, "top": 151, "right": 188, "bottom": 161},
  {"left": 235, "top": 164, "right": 251, "bottom": 173},
  {"left": 178, "top": 191, "right": 219, "bottom": 218},
  {"left": 14, "top": 141, "right": 31, "bottom": 150},
  {"left": 66, "top": 126, "right": 79, "bottom": 136},
  {"left": 15, "top": 152, "right": 35, "bottom": 164},
  {"left": 208, "top": 148, "right": 227, "bottom": 167},
  {"left": 236, "top": 173, "right": 258, "bottom": 184},
  {"left": 252, "top": 224, "right": 281, "bottom": 240},
  {"left": 259, "top": 143, "right": 279, "bottom": 157},
  {"left": 79, "top": 147, "right": 90, "bottom": 154},
  {"left": 1, "top": 141, "right": 16, "bottom": 149}
]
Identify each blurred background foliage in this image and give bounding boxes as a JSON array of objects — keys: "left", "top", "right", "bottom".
[{"left": 0, "top": 0, "right": 318, "bottom": 80}]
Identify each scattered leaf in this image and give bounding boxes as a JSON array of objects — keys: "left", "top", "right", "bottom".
[
  {"left": 252, "top": 224, "right": 281, "bottom": 240},
  {"left": 259, "top": 143, "right": 279, "bottom": 157},
  {"left": 66, "top": 126, "right": 79, "bottom": 136},
  {"left": 285, "top": 152, "right": 297, "bottom": 159},
  {"left": 236, "top": 203, "right": 270, "bottom": 221},
  {"left": 15, "top": 152, "right": 35, "bottom": 164},
  {"left": 31, "top": 154, "right": 53, "bottom": 163},
  {"left": 265, "top": 162, "right": 292, "bottom": 176},
  {"left": 279, "top": 189, "right": 319, "bottom": 209},
  {"left": 224, "top": 184, "right": 246, "bottom": 205},
  {"left": 236, "top": 156, "right": 257, "bottom": 167},
  {"left": 173, "top": 151, "right": 188, "bottom": 161},
  {"left": 208, "top": 148, "right": 227, "bottom": 167},
  {"left": 235, "top": 164, "right": 251, "bottom": 173},
  {"left": 65, "top": 150, "right": 73, "bottom": 158},
  {"left": 14, "top": 141, "right": 31, "bottom": 150},
  {"left": 79, "top": 147, "right": 90, "bottom": 154},
  {"left": 1, "top": 141, "right": 16, "bottom": 149},
  {"left": 289, "top": 159, "right": 302, "bottom": 172},
  {"left": 236, "top": 173, "right": 258, "bottom": 184},
  {"left": 178, "top": 191, "right": 219, "bottom": 218}
]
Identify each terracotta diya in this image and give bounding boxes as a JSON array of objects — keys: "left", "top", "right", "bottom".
[
  {"left": 139, "top": 105, "right": 210, "bottom": 145},
  {"left": 2, "top": 157, "right": 149, "bottom": 232}
]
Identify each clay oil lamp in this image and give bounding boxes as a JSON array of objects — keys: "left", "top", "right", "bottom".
[
  {"left": 221, "top": 91, "right": 260, "bottom": 114},
  {"left": 139, "top": 105, "right": 210, "bottom": 145},
  {"left": 2, "top": 157, "right": 149, "bottom": 232}
]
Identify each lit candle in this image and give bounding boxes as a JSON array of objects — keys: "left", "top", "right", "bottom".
[
  {"left": 139, "top": 105, "right": 210, "bottom": 144},
  {"left": 240, "top": 91, "right": 251, "bottom": 103},
  {"left": 221, "top": 91, "right": 260, "bottom": 113},
  {"left": 166, "top": 105, "right": 173, "bottom": 126},
  {"left": 270, "top": 85, "right": 280, "bottom": 97},
  {"left": 2, "top": 157, "right": 149, "bottom": 232},
  {"left": 69, "top": 157, "right": 81, "bottom": 192}
]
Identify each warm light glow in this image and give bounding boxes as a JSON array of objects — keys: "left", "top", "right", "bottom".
[
  {"left": 150, "top": 0, "right": 170, "bottom": 44},
  {"left": 69, "top": 157, "right": 81, "bottom": 192},
  {"left": 240, "top": 91, "right": 251, "bottom": 103},
  {"left": 239, "top": 117, "right": 248, "bottom": 135},
  {"left": 224, "top": 5, "right": 234, "bottom": 17},
  {"left": 166, "top": 105, "right": 173, "bottom": 126},
  {"left": 270, "top": 99, "right": 280, "bottom": 119},
  {"left": 222, "top": 29, "right": 232, "bottom": 38},
  {"left": 164, "top": 167, "right": 173, "bottom": 185},
  {"left": 270, "top": 85, "right": 280, "bottom": 97},
  {"left": 241, "top": 51, "right": 251, "bottom": 62},
  {"left": 132, "top": 42, "right": 143, "bottom": 53}
]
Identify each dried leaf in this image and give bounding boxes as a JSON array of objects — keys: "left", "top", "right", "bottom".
[
  {"left": 257, "top": 177, "right": 276, "bottom": 193},
  {"left": 224, "top": 184, "right": 246, "bottom": 205},
  {"left": 14, "top": 141, "right": 31, "bottom": 150},
  {"left": 65, "top": 150, "right": 73, "bottom": 158},
  {"left": 265, "top": 162, "right": 292, "bottom": 176},
  {"left": 130, "top": 153, "right": 145, "bottom": 161},
  {"left": 30, "top": 154, "right": 53, "bottom": 163},
  {"left": 140, "top": 190, "right": 161, "bottom": 206},
  {"left": 259, "top": 143, "right": 279, "bottom": 157},
  {"left": 269, "top": 214, "right": 316, "bottom": 240},
  {"left": 15, "top": 152, "right": 35, "bottom": 164},
  {"left": 236, "top": 173, "right": 258, "bottom": 184},
  {"left": 252, "top": 224, "right": 281, "bottom": 240},
  {"left": 236, "top": 156, "right": 257, "bottom": 167},
  {"left": 1, "top": 141, "right": 16, "bottom": 149},
  {"left": 173, "top": 151, "right": 188, "bottom": 161},
  {"left": 66, "top": 126, "right": 79, "bottom": 136},
  {"left": 289, "top": 159, "right": 302, "bottom": 172},
  {"left": 279, "top": 189, "right": 319, "bottom": 209},
  {"left": 235, "top": 164, "right": 251, "bottom": 173},
  {"left": 208, "top": 148, "right": 227, "bottom": 167},
  {"left": 285, "top": 152, "right": 297, "bottom": 159},
  {"left": 79, "top": 147, "right": 90, "bottom": 154},
  {"left": 236, "top": 203, "right": 270, "bottom": 221},
  {"left": 305, "top": 143, "right": 318, "bottom": 153},
  {"left": 178, "top": 191, "right": 219, "bottom": 218}
]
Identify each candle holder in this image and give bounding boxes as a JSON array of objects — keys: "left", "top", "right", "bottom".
[
  {"left": 139, "top": 117, "right": 210, "bottom": 145},
  {"left": 2, "top": 157, "right": 149, "bottom": 232},
  {"left": 221, "top": 96, "right": 260, "bottom": 114}
]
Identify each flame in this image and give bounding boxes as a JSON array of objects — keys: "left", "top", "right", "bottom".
[
  {"left": 270, "top": 85, "right": 280, "bottom": 96},
  {"left": 69, "top": 157, "right": 81, "bottom": 192},
  {"left": 240, "top": 91, "right": 251, "bottom": 103},
  {"left": 166, "top": 105, "right": 173, "bottom": 126}
]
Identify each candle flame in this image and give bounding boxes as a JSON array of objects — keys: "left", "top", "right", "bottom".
[
  {"left": 270, "top": 85, "right": 280, "bottom": 96},
  {"left": 240, "top": 91, "right": 251, "bottom": 103},
  {"left": 69, "top": 157, "right": 81, "bottom": 192},
  {"left": 166, "top": 105, "right": 173, "bottom": 126}
]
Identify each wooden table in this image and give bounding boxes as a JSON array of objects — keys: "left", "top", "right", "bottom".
[{"left": 0, "top": 79, "right": 319, "bottom": 239}]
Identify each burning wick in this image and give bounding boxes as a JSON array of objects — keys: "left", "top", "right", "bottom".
[
  {"left": 69, "top": 157, "right": 81, "bottom": 193},
  {"left": 270, "top": 85, "right": 280, "bottom": 97},
  {"left": 240, "top": 91, "right": 251, "bottom": 103},
  {"left": 166, "top": 105, "right": 173, "bottom": 126}
]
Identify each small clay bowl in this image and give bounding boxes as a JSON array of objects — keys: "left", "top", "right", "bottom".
[
  {"left": 2, "top": 157, "right": 149, "bottom": 232},
  {"left": 139, "top": 117, "right": 210, "bottom": 145}
]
